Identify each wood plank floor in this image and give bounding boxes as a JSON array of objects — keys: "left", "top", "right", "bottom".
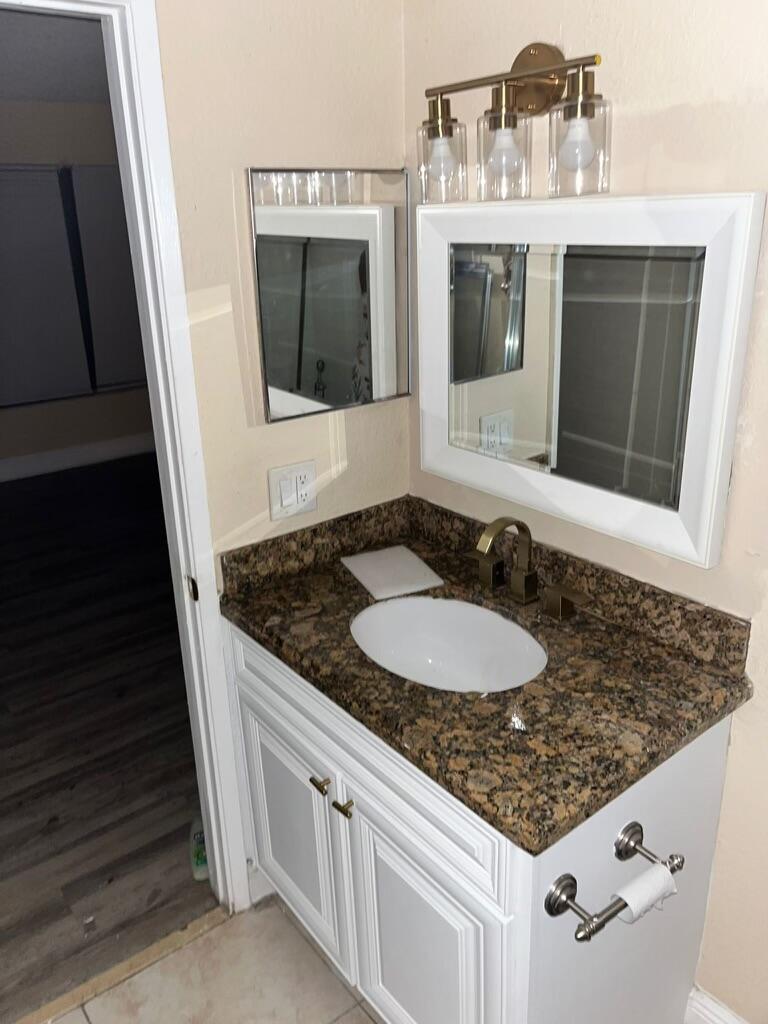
[{"left": 0, "top": 455, "right": 217, "bottom": 1023}]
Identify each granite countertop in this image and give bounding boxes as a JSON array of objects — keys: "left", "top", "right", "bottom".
[{"left": 221, "top": 509, "right": 751, "bottom": 856}]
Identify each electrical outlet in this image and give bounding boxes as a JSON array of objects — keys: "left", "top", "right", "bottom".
[
  {"left": 479, "top": 411, "right": 514, "bottom": 453},
  {"left": 268, "top": 460, "right": 317, "bottom": 520}
]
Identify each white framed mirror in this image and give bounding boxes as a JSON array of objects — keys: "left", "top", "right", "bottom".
[
  {"left": 249, "top": 168, "right": 410, "bottom": 421},
  {"left": 418, "top": 194, "right": 764, "bottom": 566}
]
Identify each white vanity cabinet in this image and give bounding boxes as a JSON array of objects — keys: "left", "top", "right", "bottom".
[
  {"left": 238, "top": 688, "right": 355, "bottom": 978},
  {"left": 225, "top": 620, "right": 732, "bottom": 1024},
  {"left": 343, "top": 775, "right": 505, "bottom": 1024}
]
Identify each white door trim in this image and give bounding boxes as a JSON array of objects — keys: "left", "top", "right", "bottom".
[{"left": 1, "top": 0, "right": 249, "bottom": 909}]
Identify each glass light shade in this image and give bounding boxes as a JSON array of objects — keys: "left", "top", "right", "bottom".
[
  {"left": 260, "top": 170, "right": 315, "bottom": 206},
  {"left": 548, "top": 98, "right": 611, "bottom": 197},
  {"left": 477, "top": 115, "right": 531, "bottom": 200},
  {"left": 314, "top": 170, "right": 364, "bottom": 205},
  {"left": 417, "top": 123, "right": 467, "bottom": 204}
]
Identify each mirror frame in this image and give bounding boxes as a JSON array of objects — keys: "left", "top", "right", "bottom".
[
  {"left": 248, "top": 168, "right": 411, "bottom": 423},
  {"left": 417, "top": 194, "right": 764, "bottom": 566}
]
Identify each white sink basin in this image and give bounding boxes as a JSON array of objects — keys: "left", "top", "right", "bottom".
[{"left": 350, "top": 596, "right": 547, "bottom": 693}]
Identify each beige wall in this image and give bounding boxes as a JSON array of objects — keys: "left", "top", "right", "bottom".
[
  {"left": 0, "top": 99, "right": 117, "bottom": 165},
  {"left": 0, "top": 98, "right": 153, "bottom": 462},
  {"left": 155, "top": 0, "right": 409, "bottom": 554},
  {"left": 403, "top": 3, "right": 768, "bottom": 1019},
  {"left": 0, "top": 389, "right": 153, "bottom": 461}
]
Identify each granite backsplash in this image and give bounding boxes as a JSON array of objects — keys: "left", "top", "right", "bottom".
[{"left": 220, "top": 495, "right": 750, "bottom": 676}]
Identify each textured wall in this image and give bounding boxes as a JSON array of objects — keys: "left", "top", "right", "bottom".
[
  {"left": 155, "top": 0, "right": 409, "bottom": 554},
  {"left": 402, "top": 3, "right": 768, "bottom": 1019}
]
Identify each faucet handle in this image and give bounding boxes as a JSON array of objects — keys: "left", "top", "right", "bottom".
[{"left": 542, "top": 583, "right": 590, "bottom": 621}]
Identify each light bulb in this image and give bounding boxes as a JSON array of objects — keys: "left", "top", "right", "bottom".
[
  {"left": 558, "top": 117, "right": 596, "bottom": 172},
  {"left": 428, "top": 136, "right": 457, "bottom": 181},
  {"left": 488, "top": 126, "right": 523, "bottom": 168}
]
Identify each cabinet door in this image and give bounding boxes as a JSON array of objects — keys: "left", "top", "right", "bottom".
[
  {"left": 239, "top": 693, "right": 354, "bottom": 978},
  {"left": 346, "top": 781, "right": 501, "bottom": 1024}
]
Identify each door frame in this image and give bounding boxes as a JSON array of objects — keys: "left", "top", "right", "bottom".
[{"left": 1, "top": 0, "right": 250, "bottom": 909}]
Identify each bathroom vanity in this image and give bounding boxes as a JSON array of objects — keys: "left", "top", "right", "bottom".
[
  {"left": 227, "top": 187, "right": 761, "bottom": 1023},
  {"left": 220, "top": 498, "right": 750, "bottom": 1024}
]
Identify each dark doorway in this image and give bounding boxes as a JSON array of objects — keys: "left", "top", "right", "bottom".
[
  {"left": 0, "top": 9, "right": 215, "bottom": 1021},
  {"left": 0, "top": 458, "right": 217, "bottom": 1021}
]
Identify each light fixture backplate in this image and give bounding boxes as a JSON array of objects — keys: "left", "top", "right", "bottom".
[{"left": 511, "top": 42, "right": 567, "bottom": 117}]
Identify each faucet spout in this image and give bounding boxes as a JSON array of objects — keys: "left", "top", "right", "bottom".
[
  {"left": 470, "top": 517, "right": 538, "bottom": 604},
  {"left": 475, "top": 517, "right": 532, "bottom": 572}
]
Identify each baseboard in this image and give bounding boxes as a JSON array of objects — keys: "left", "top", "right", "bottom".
[
  {"left": 0, "top": 431, "right": 155, "bottom": 482},
  {"left": 686, "top": 988, "right": 747, "bottom": 1024}
]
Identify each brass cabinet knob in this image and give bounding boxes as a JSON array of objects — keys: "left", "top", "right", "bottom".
[
  {"left": 332, "top": 798, "right": 354, "bottom": 819},
  {"left": 309, "top": 776, "right": 331, "bottom": 797}
]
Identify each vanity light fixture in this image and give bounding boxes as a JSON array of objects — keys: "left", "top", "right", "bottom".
[
  {"left": 419, "top": 43, "right": 608, "bottom": 202},
  {"left": 548, "top": 66, "right": 610, "bottom": 196},
  {"left": 477, "top": 82, "right": 531, "bottom": 200},
  {"left": 417, "top": 95, "right": 468, "bottom": 204}
]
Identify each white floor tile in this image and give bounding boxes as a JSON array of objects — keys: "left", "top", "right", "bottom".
[
  {"left": 85, "top": 906, "right": 356, "bottom": 1024},
  {"left": 52, "top": 1010, "right": 89, "bottom": 1024},
  {"left": 333, "top": 1008, "right": 375, "bottom": 1024}
]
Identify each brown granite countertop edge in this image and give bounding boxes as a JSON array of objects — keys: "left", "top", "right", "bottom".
[{"left": 221, "top": 595, "right": 752, "bottom": 857}]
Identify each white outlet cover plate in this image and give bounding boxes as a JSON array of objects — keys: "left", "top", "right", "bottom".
[{"left": 268, "top": 460, "right": 317, "bottom": 520}]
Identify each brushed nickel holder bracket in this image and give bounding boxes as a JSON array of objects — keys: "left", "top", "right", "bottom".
[
  {"left": 544, "top": 821, "right": 685, "bottom": 942},
  {"left": 424, "top": 43, "right": 602, "bottom": 119}
]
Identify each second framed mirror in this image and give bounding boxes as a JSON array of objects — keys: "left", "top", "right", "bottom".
[{"left": 249, "top": 169, "right": 410, "bottom": 421}]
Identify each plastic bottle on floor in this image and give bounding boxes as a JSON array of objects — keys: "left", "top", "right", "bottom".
[{"left": 190, "top": 817, "right": 209, "bottom": 881}]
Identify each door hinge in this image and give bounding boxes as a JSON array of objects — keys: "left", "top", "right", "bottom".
[{"left": 186, "top": 575, "right": 199, "bottom": 601}]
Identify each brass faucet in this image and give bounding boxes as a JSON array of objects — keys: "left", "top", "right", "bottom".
[{"left": 469, "top": 517, "right": 538, "bottom": 604}]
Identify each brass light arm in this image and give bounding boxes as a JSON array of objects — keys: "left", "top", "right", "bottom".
[{"left": 424, "top": 53, "right": 601, "bottom": 100}]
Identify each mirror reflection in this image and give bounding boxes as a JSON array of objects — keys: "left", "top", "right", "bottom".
[
  {"left": 449, "top": 244, "right": 705, "bottom": 509},
  {"left": 451, "top": 243, "right": 526, "bottom": 384},
  {"left": 250, "top": 169, "right": 409, "bottom": 421}
]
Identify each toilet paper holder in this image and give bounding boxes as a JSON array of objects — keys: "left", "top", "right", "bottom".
[{"left": 544, "top": 820, "right": 685, "bottom": 943}]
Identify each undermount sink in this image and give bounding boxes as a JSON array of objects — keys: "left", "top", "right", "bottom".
[{"left": 350, "top": 596, "right": 547, "bottom": 693}]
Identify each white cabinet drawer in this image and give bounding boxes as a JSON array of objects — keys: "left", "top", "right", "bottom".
[{"left": 231, "top": 625, "right": 522, "bottom": 917}]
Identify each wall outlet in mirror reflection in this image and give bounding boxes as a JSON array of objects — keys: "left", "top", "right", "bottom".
[
  {"left": 479, "top": 410, "right": 513, "bottom": 453},
  {"left": 247, "top": 169, "right": 411, "bottom": 424}
]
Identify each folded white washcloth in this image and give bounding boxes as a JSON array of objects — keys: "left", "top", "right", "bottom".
[{"left": 341, "top": 545, "right": 444, "bottom": 600}]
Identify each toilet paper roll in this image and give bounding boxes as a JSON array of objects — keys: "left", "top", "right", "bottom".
[{"left": 612, "top": 863, "right": 678, "bottom": 924}]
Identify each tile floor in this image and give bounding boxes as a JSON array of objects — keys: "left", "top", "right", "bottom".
[{"left": 49, "top": 904, "right": 374, "bottom": 1024}]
